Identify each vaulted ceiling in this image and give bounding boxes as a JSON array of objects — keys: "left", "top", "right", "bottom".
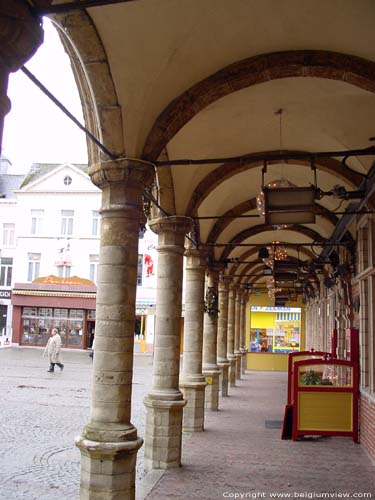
[{"left": 35, "top": 0, "right": 375, "bottom": 301}]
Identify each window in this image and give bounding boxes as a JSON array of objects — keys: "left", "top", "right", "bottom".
[
  {"left": 137, "top": 254, "right": 143, "bottom": 286},
  {"left": 92, "top": 210, "right": 100, "bottom": 236},
  {"left": 2, "top": 223, "right": 15, "bottom": 246},
  {"left": 57, "top": 265, "right": 71, "bottom": 278},
  {"left": 28, "top": 253, "right": 41, "bottom": 282},
  {"left": 64, "top": 175, "right": 72, "bottom": 186},
  {"left": 31, "top": 209, "right": 44, "bottom": 235},
  {"left": 61, "top": 210, "right": 74, "bottom": 236},
  {"left": 89, "top": 254, "right": 99, "bottom": 283},
  {"left": 0, "top": 258, "right": 12, "bottom": 286}
]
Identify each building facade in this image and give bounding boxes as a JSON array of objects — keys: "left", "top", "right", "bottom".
[{"left": 7, "top": 161, "right": 158, "bottom": 350}]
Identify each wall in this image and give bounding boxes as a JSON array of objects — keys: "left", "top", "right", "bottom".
[
  {"left": 246, "top": 352, "right": 288, "bottom": 371},
  {"left": 360, "top": 394, "right": 375, "bottom": 463}
]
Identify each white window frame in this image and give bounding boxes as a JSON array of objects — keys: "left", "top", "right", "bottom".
[
  {"left": 2, "top": 223, "right": 15, "bottom": 246},
  {"left": 92, "top": 210, "right": 100, "bottom": 237},
  {"left": 57, "top": 265, "right": 71, "bottom": 278},
  {"left": 89, "top": 255, "right": 99, "bottom": 283},
  {"left": 0, "top": 258, "right": 13, "bottom": 286},
  {"left": 61, "top": 210, "right": 74, "bottom": 236},
  {"left": 31, "top": 210, "right": 44, "bottom": 235},
  {"left": 28, "top": 253, "right": 41, "bottom": 282}
]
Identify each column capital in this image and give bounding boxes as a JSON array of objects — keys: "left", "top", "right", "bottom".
[
  {"left": 149, "top": 215, "right": 193, "bottom": 236},
  {"left": 89, "top": 158, "right": 155, "bottom": 189},
  {"left": 185, "top": 246, "right": 209, "bottom": 269},
  {"left": 0, "top": 2, "right": 44, "bottom": 72},
  {"left": 218, "top": 274, "right": 231, "bottom": 292}
]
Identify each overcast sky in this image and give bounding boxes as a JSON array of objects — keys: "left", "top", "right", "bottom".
[{"left": 2, "top": 18, "right": 88, "bottom": 174}]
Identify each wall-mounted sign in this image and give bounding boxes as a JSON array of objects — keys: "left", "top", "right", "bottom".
[
  {"left": 0, "top": 290, "right": 11, "bottom": 299},
  {"left": 251, "top": 306, "right": 301, "bottom": 313}
]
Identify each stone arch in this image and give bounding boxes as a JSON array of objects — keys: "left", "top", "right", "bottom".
[
  {"left": 186, "top": 154, "right": 364, "bottom": 217},
  {"left": 50, "top": 11, "right": 125, "bottom": 163},
  {"left": 220, "top": 224, "right": 326, "bottom": 262},
  {"left": 206, "top": 199, "right": 339, "bottom": 245},
  {"left": 142, "top": 50, "right": 375, "bottom": 161},
  {"left": 227, "top": 246, "right": 316, "bottom": 277}
]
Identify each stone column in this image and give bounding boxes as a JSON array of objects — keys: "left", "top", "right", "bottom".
[
  {"left": 0, "top": 2, "right": 43, "bottom": 153},
  {"left": 144, "top": 216, "right": 193, "bottom": 470},
  {"left": 234, "top": 286, "right": 242, "bottom": 380},
  {"left": 180, "top": 247, "right": 208, "bottom": 432},
  {"left": 227, "top": 282, "right": 237, "bottom": 387},
  {"left": 75, "top": 159, "right": 155, "bottom": 500},
  {"left": 240, "top": 292, "right": 248, "bottom": 375},
  {"left": 217, "top": 274, "right": 231, "bottom": 396},
  {"left": 202, "top": 266, "right": 221, "bottom": 410}
]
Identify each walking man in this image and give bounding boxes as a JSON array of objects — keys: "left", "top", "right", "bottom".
[{"left": 43, "top": 327, "right": 64, "bottom": 372}]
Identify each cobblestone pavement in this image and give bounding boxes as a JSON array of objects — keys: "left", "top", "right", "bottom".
[
  {"left": 146, "top": 371, "right": 375, "bottom": 500},
  {"left": 0, "top": 347, "right": 153, "bottom": 500},
  {"left": 2, "top": 350, "right": 374, "bottom": 500}
]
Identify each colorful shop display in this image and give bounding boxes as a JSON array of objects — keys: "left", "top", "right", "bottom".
[{"left": 250, "top": 306, "right": 301, "bottom": 354}]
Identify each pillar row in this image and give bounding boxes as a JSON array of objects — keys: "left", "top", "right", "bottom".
[
  {"left": 180, "top": 247, "right": 208, "bottom": 432},
  {"left": 144, "top": 216, "right": 193, "bottom": 470},
  {"left": 75, "top": 159, "right": 155, "bottom": 500},
  {"left": 202, "top": 266, "right": 221, "bottom": 410},
  {"left": 217, "top": 275, "right": 231, "bottom": 396},
  {"left": 227, "top": 283, "right": 237, "bottom": 387}
]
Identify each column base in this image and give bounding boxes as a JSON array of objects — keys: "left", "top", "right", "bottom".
[
  {"left": 217, "top": 361, "right": 230, "bottom": 397},
  {"left": 240, "top": 349, "right": 247, "bottom": 374},
  {"left": 143, "top": 397, "right": 186, "bottom": 470},
  {"left": 235, "top": 352, "right": 242, "bottom": 380},
  {"left": 180, "top": 380, "right": 207, "bottom": 432},
  {"left": 76, "top": 434, "right": 143, "bottom": 500},
  {"left": 203, "top": 370, "right": 220, "bottom": 410},
  {"left": 228, "top": 356, "right": 237, "bottom": 387}
]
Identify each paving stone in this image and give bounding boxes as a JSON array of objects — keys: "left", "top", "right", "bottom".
[
  {"left": 0, "top": 347, "right": 153, "bottom": 500},
  {"left": 145, "top": 371, "right": 375, "bottom": 500}
]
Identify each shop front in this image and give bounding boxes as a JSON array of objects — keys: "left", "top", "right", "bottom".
[
  {"left": 247, "top": 304, "right": 304, "bottom": 372},
  {"left": 12, "top": 276, "right": 96, "bottom": 349}
]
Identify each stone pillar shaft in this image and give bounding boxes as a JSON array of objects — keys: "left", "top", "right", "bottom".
[
  {"left": 234, "top": 287, "right": 242, "bottom": 379},
  {"left": 76, "top": 159, "right": 154, "bottom": 500},
  {"left": 202, "top": 267, "right": 220, "bottom": 410},
  {"left": 144, "top": 216, "right": 192, "bottom": 470},
  {"left": 217, "top": 275, "right": 230, "bottom": 396},
  {"left": 180, "top": 248, "right": 207, "bottom": 432},
  {"left": 240, "top": 293, "right": 248, "bottom": 375},
  {"left": 227, "top": 283, "right": 237, "bottom": 387}
]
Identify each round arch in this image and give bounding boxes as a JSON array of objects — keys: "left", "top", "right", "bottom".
[{"left": 142, "top": 50, "right": 375, "bottom": 161}]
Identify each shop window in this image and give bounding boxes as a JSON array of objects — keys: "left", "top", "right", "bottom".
[
  {"left": 250, "top": 307, "right": 301, "bottom": 354},
  {"left": 68, "top": 309, "right": 84, "bottom": 346},
  {"left": 21, "top": 307, "right": 85, "bottom": 347},
  {"left": 54, "top": 308, "right": 68, "bottom": 319},
  {"left": 0, "top": 257, "right": 12, "bottom": 286},
  {"left": 27, "top": 253, "right": 41, "bottom": 282},
  {"left": 2, "top": 223, "right": 15, "bottom": 246},
  {"left": 92, "top": 211, "right": 100, "bottom": 236},
  {"left": 61, "top": 210, "right": 74, "bottom": 236},
  {"left": 31, "top": 209, "right": 44, "bottom": 235},
  {"left": 23, "top": 307, "right": 37, "bottom": 317}
]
